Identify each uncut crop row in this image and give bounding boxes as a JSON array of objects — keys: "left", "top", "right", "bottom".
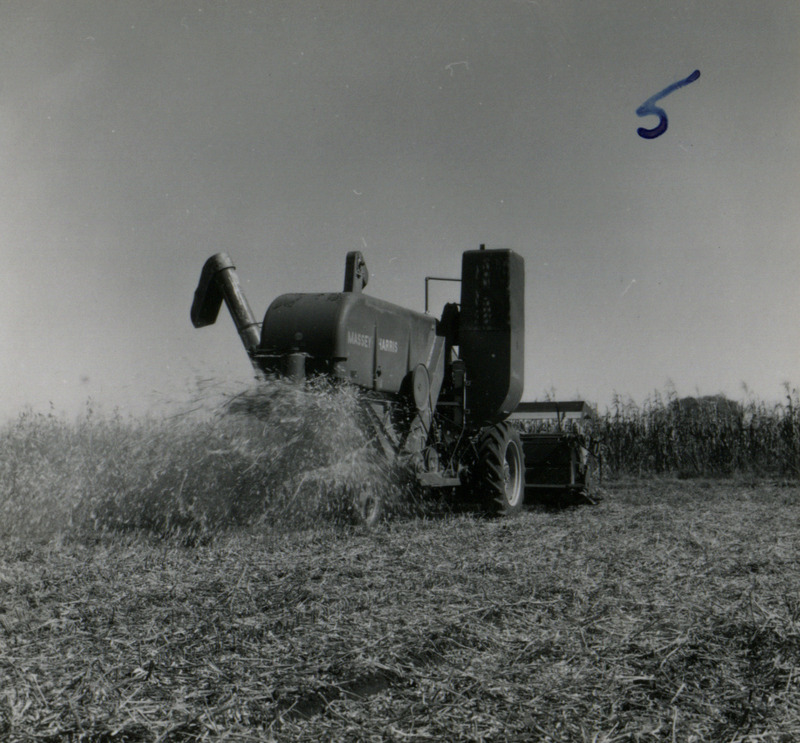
[{"left": 596, "top": 387, "right": 800, "bottom": 479}]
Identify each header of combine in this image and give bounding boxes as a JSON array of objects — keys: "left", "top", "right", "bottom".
[{"left": 192, "top": 246, "right": 596, "bottom": 522}]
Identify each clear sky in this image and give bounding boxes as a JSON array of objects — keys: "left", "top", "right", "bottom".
[{"left": 1, "top": 0, "right": 798, "bottom": 418}]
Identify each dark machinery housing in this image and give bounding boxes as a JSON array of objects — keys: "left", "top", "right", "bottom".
[{"left": 191, "top": 247, "right": 598, "bottom": 521}]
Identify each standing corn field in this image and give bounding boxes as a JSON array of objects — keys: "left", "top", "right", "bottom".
[{"left": 600, "top": 386, "right": 800, "bottom": 479}]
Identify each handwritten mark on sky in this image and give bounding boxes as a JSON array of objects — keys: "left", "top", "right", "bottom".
[
  {"left": 636, "top": 70, "right": 700, "bottom": 140},
  {"left": 445, "top": 61, "right": 469, "bottom": 76}
]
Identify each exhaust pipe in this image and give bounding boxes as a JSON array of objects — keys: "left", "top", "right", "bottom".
[{"left": 191, "top": 253, "right": 262, "bottom": 367}]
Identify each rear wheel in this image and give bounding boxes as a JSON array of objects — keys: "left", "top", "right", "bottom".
[
  {"left": 354, "top": 487, "right": 383, "bottom": 526},
  {"left": 475, "top": 422, "right": 525, "bottom": 515}
]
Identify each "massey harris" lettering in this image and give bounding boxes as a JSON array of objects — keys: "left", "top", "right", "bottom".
[
  {"left": 347, "top": 330, "right": 372, "bottom": 348},
  {"left": 346, "top": 330, "right": 399, "bottom": 353}
]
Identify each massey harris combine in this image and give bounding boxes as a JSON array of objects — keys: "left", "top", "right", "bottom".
[{"left": 191, "top": 246, "right": 598, "bottom": 522}]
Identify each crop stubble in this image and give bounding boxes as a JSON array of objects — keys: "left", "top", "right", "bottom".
[{"left": 1, "top": 480, "right": 800, "bottom": 741}]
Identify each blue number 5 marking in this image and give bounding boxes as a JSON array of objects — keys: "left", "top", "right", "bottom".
[{"left": 636, "top": 69, "right": 700, "bottom": 139}]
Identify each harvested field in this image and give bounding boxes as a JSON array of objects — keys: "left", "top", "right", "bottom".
[{"left": 2, "top": 480, "right": 800, "bottom": 742}]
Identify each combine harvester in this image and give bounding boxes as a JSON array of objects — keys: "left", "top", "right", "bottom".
[{"left": 191, "top": 246, "right": 598, "bottom": 522}]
